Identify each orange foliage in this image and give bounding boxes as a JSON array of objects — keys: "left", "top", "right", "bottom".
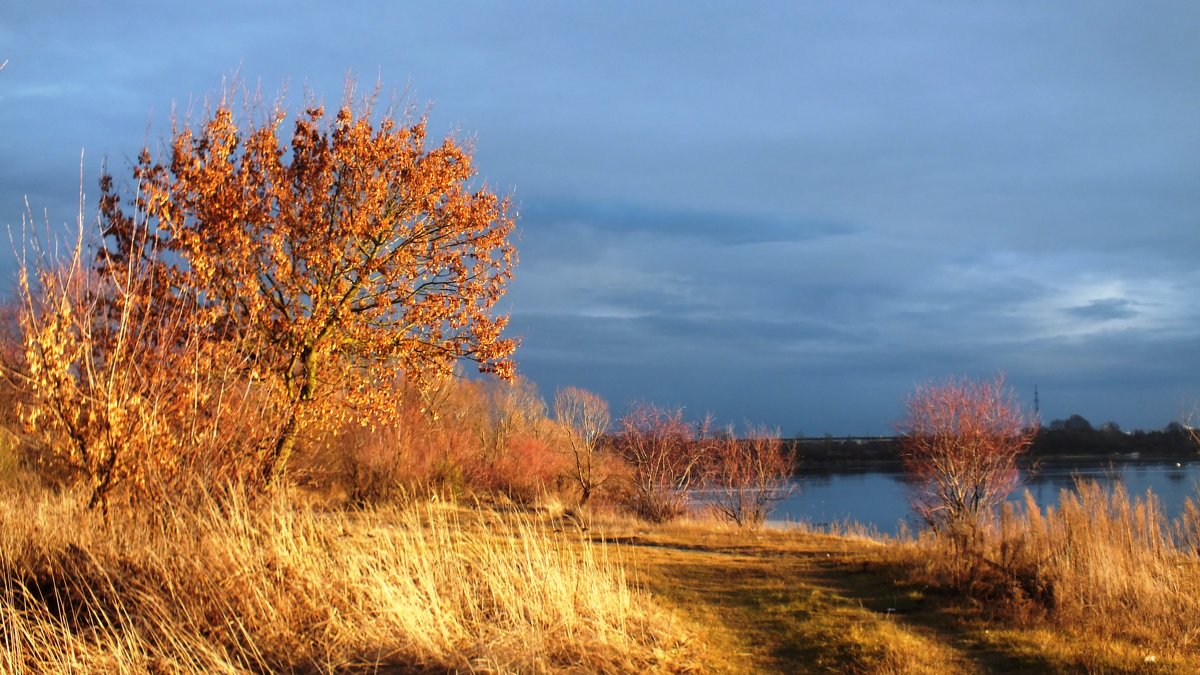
[
  {"left": 470, "top": 378, "right": 566, "bottom": 503},
  {"left": 16, "top": 215, "right": 278, "bottom": 511},
  {"left": 96, "top": 81, "right": 517, "bottom": 484},
  {"left": 304, "top": 375, "right": 567, "bottom": 505},
  {"left": 487, "top": 434, "right": 568, "bottom": 504}
]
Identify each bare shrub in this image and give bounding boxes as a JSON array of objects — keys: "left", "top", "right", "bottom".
[
  {"left": 470, "top": 378, "right": 568, "bottom": 503},
  {"left": 489, "top": 433, "right": 569, "bottom": 503},
  {"left": 553, "top": 386, "right": 612, "bottom": 507},
  {"left": 307, "top": 375, "right": 479, "bottom": 503},
  {"left": 613, "top": 403, "right": 708, "bottom": 522},
  {"left": 706, "top": 425, "right": 796, "bottom": 529},
  {"left": 315, "top": 375, "right": 569, "bottom": 505},
  {"left": 898, "top": 374, "right": 1036, "bottom": 535},
  {"left": 484, "top": 377, "right": 551, "bottom": 452}
]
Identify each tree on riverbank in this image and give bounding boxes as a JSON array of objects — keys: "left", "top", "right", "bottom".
[
  {"left": 706, "top": 425, "right": 795, "bottom": 529},
  {"left": 553, "top": 386, "right": 611, "bottom": 507},
  {"left": 614, "top": 404, "right": 708, "bottom": 522},
  {"left": 897, "top": 374, "right": 1037, "bottom": 533}
]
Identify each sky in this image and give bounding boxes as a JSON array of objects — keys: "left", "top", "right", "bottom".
[{"left": 2, "top": 2, "right": 1198, "bottom": 435}]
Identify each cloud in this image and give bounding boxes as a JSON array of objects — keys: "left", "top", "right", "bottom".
[
  {"left": 1065, "top": 298, "right": 1140, "bottom": 322},
  {"left": 5, "top": 1, "right": 1200, "bottom": 433},
  {"left": 520, "top": 198, "right": 856, "bottom": 246}
]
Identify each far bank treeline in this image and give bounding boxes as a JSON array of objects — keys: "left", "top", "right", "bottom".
[{"left": 789, "top": 417, "right": 1197, "bottom": 471}]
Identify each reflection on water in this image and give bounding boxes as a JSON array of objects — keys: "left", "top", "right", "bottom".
[{"left": 774, "top": 461, "right": 1200, "bottom": 537}]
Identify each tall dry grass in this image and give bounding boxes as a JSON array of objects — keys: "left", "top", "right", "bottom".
[
  {"left": 893, "top": 480, "right": 1200, "bottom": 654},
  {"left": 0, "top": 485, "right": 694, "bottom": 673}
]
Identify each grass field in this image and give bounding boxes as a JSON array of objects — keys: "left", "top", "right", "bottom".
[
  {"left": 1, "top": 483, "right": 1197, "bottom": 673},
  {"left": 0, "top": 487, "right": 694, "bottom": 673},
  {"left": 611, "top": 521, "right": 1188, "bottom": 673}
]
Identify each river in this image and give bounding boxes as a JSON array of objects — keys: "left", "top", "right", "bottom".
[{"left": 772, "top": 459, "right": 1200, "bottom": 536}]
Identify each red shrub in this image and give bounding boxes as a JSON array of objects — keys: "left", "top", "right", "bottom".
[
  {"left": 706, "top": 425, "right": 795, "bottom": 529},
  {"left": 613, "top": 404, "right": 708, "bottom": 522},
  {"left": 898, "top": 374, "right": 1037, "bottom": 533}
]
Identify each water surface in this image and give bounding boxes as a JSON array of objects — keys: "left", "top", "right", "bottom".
[{"left": 773, "top": 460, "right": 1200, "bottom": 536}]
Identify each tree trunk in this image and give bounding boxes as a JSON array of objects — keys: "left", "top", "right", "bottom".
[
  {"left": 262, "top": 345, "right": 317, "bottom": 488},
  {"left": 262, "top": 411, "right": 299, "bottom": 487}
]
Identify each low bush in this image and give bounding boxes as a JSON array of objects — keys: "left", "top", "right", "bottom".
[
  {"left": 613, "top": 404, "right": 708, "bottom": 523},
  {"left": 705, "top": 425, "right": 795, "bottom": 529}
]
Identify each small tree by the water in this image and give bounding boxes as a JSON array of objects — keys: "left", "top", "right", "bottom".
[
  {"left": 706, "top": 426, "right": 795, "bottom": 529},
  {"left": 613, "top": 403, "right": 708, "bottom": 522},
  {"left": 897, "top": 374, "right": 1037, "bottom": 534},
  {"left": 553, "top": 386, "right": 612, "bottom": 507}
]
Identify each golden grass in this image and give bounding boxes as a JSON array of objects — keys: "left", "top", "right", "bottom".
[
  {"left": 584, "top": 488, "right": 1200, "bottom": 672},
  {"left": 0, "top": 486, "right": 696, "bottom": 673},
  {"left": 7, "top": 477, "right": 1200, "bottom": 673},
  {"left": 609, "top": 518, "right": 978, "bottom": 674},
  {"left": 1009, "top": 483, "right": 1200, "bottom": 638},
  {"left": 886, "top": 480, "right": 1200, "bottom": 669}
]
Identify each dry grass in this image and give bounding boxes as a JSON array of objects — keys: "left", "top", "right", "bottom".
[
  {"left": 888, "top": 480, "right": 1200, "bottom": 668},
  {"left": 0, "top": 485, "right": 696, "bottom": 674},
  {"left": 7, "top": 478, "right": 1200, "bottom": 674},
  {"left": 606, "top": 517, "right": 976, "bottom": 674}
]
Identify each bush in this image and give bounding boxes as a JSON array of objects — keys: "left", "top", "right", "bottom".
[
  {"left": 554, "top": 386, "right": 613, "bottom": 507},
  {"left": 705, "top": 425, "right": 795, "bottom": 529},
  {"left": 897, "top": 374, "right": 1036, "bottom": 535},
  {"left": 613, "top": 404, "right": 708, "bottom": 522},
  {"left": 16, "top": 212, "right": 282, "bottom": 511}
]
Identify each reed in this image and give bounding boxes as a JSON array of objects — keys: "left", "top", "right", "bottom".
[
  {"left": 892, "top": 480, "right": 1200, "bottom": 656},
  {"left": 0, "top": 485, "right": 694, "bottom": 673}
]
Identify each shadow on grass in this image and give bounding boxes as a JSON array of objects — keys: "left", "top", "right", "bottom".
[
  {"left": 614, "top": 532, "right": 1070, "bottom": 674},
  {"left": 803, "top": 552, "right": 1063, "bottom": 674}
]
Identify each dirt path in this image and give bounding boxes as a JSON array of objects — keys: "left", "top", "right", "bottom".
[{"left": 610, "top": 530, "right": 1156, "bottom": 674}]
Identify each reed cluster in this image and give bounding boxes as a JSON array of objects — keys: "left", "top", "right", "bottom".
[
  {"left": 894, "top": 480, "right": 1200, "bottom": 655},
  {"left": 0, "top": 486, "right": 693, "bottom": 673}
]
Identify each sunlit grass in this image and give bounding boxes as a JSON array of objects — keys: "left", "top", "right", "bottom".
[
  {"left": 584, "top": 494, "right": 1200, "bottom": 673},
  {"left": 882, "top": 480, "right": 1200, "bottom": 671},
  {"left": 0, "top": 486, "right": 695, "bottom": 673},
  {"left": 5, "top": 474, "right": 1200, "bottom": 673}
]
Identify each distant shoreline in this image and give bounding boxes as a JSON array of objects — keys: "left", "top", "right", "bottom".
[{"left": 788, "top": 427, "right": 1199, "bottom": 472}]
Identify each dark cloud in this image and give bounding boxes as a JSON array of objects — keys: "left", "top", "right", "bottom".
[
  {"left": 1065, "top": 298, "right": 1140, "bottom": 321},
  {"left": 3, "top": 2, "right": 1199, "bottom": 432},
  {"left": 520, "top": 198, "right": 856, "bottom": 245}
]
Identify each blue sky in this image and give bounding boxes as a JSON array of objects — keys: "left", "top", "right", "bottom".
[{"left": 3, "top": 2, "right": 1198, "bottom": 434}]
